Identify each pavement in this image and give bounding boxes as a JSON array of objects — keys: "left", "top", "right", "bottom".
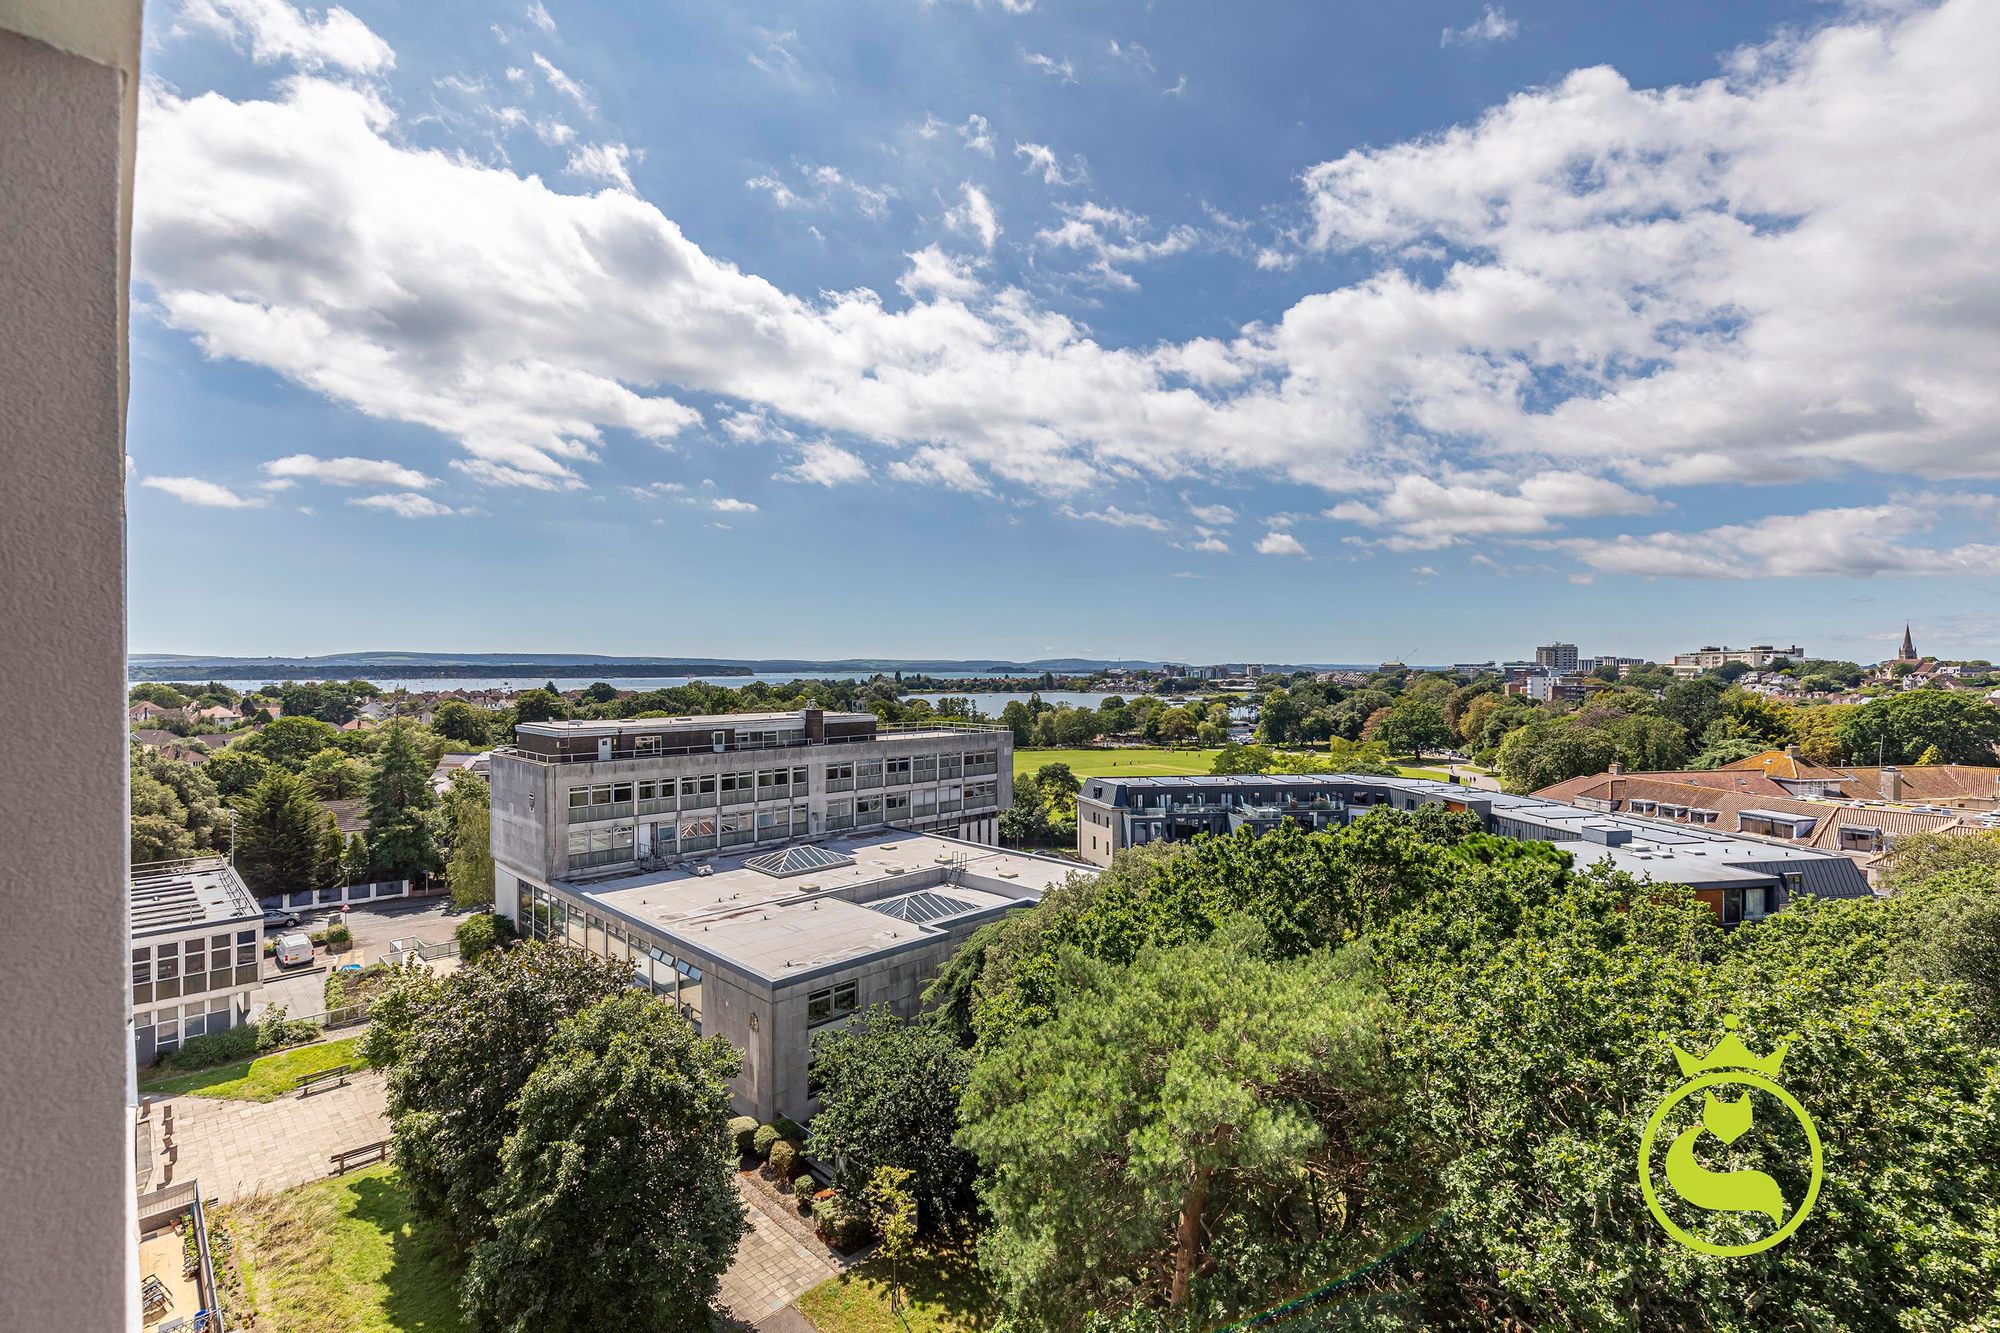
[{"left": 715, "top": 1175, "right": 850, "bottom": 1327}]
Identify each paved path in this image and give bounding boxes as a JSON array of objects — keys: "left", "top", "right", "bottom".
[
  {"left": 716, "top": 1175, "right": 850, "bottom": 1327},
  {"left": 151, "top": 1068, "right": 388, "bottom": 1203}
]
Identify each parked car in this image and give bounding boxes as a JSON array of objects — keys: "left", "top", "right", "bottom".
[
  {"left": 273, "top": 932, "right": 314, "bottom": 967},
  {"left": 261, "top": 906, "right": 301, "bottom": 929}
]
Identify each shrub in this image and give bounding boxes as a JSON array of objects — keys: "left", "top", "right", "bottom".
[
  {"left": 752, "top": 1123, "right": 783, "bottom": 1160},
  {"left": 727, "top": 1116, "right": 760, "bottom": 1159},
  {"left": 253, "top": 1005, "right": 322, "bottom": 1052},
  {"left": 768, "top": 1140, "right": 801, "bottom": 1181},
  {"left": 456, "top": 912, "right": 515, "bottom": 962},
  {"left": 771, "top": 1114, "right": 808, "bottom": 1144},
  {"left": 161, "top": 1024, "right": 257, "bottom": 1072},
  {"left": 317, "top": 922, "right": 353, "bottom": 951},
  {"left": 812, "top": 1191, "right": 873, "bottom": 1252}
]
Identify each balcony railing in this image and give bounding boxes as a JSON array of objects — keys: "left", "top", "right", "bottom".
[
  {"left": 826, "top": 776, "right": 854, "bottom": 791},
  {"left": 826, "top": 814, "right": 854, "bottom": 831}
]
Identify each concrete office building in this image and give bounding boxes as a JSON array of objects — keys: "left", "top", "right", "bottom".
[
  {"left": 129, "top": 858, "right": 265, "bottom": 1066},
  {"left": 1076, "top": 773, "right": 1869, "bottom": 924},
  {"left": 489, "top": 708, "right": 1011, "bottom": 883},
  {"left": 1669, "top": 644, "right": 1805, "bottom": 677},
  {"left": 494, "top": 830, "right": 1086, "bottom": 1122},
  {"left": 1535, "top": 642, "right": 1581, "bottom": 671}
]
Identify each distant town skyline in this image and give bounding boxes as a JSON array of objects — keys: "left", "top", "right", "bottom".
[{"left": 125, "top": 0, "right": 2000, "bottom": 662}]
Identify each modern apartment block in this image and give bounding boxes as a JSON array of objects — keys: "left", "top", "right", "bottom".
[
  {"left": 494, "top": 829, "right": 1084, "bottom": 1122},
  {"left": 1534, "top": 642, "right": 1581, "bottom": 671},
  {"left": 1669, "top": 644, "right": 1805, "bottom": 676},
  {"left": 489, "top": 708, "right": 1011, "bottom": 883},
  {"left": 129, "top": 858, "right": 265, "bottom": 1066},
  {"left": 1076, "top": 773, "right": 1869, "bottom": 923}
]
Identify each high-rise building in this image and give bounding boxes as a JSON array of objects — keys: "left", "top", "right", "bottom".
[{"left": 1535, "top": 642, "right": 1580, "bottom": 671}]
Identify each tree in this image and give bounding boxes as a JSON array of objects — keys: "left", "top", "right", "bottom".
[
  {"left": 341, "top": 833, "right": 372, "bottom": 886},
  {"left": 1714, "top": 659, "right": 1752, "bottom": 682},
  {"left": 1373, "top": 697, "right": 1450, "bottom": 757},
  {"left": 1878, "top": 829, "right": 2000, "bottom": 892},
  {"left": 1255, "top": 688, "right": 1303, "bottom": 744},
  {"left": 300, "top": 746, "right": 368, "bottom": 799},
  {"left": 1495, "top": 719, "right": 1617, "bottom": 792},
  {"left": 239, "top": 715, "right": 339, "bottom": 771},
  {"left": 364, "top": 942, "right": 637, "bottom": 1243},
  {"left": 865, "top": 1166, "right": 918, "bottom": 1318},
  {"left": 960, "top": 929, "right": 1400, "bottom": 1324},
  {"left": 431, "top": 700, "right": 494, "bottom": 745},
  {"left": 443, "top": 769, "right": 496, "bottom": 908},
  {"left": 512, "top": 688, "right": 568, "bottom": 724},
  {"left": 204, "top": 747, "right": 273, "bottom": 799},
  {"left": 807, "top": 1008, "right": 977, "bottom": 1233},
  {"left": 1000, "top": 773, "right": 1054, "bottom": 846},
  {"left": 1659, "top": 676, "right": 1729, "bottom": 744},
  {"left": 274, "top": 679, "right": 372, "bottom": 724},
  {"left": 233, "top": 769, "right": 331, "bottom": 895},
  {"left": 1687, "top": 735, "right": 1770, "bottom": 770},
  {"left": 366, "top": 721, "right": 441, "bottom": 883},
  {"left": 1838, "top": 690, "right": 2000, "bottom": 765},
  {"left": 580, "top": 680, "right": 620, "bottom": 704},
  {"left": 462, "top": 991, "right": 747, "bottom": 1332},
  {"left": 129, "top": 682, "right": 189, "bottom": 708}
]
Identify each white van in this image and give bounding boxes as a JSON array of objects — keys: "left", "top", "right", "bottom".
[{"left": 274, "top": 932, "right": 314, "bottom": 967}]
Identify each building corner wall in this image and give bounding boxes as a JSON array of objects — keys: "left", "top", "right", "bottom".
[{"left": 0, "top": 2, "right": 144, "bottom": 1327}]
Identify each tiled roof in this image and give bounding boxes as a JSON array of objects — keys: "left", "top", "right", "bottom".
[
  {"left": 1843, "top": 765, "right": 2000, "bottom": 803},
  {"left": 1716, "top": 749, "right": 1852, "bottom": 783},
  {"left": 1530, "top": 772, "right": 1978, "bottom": 853}
]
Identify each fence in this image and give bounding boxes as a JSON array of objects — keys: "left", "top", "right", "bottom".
[
  {"left": 377, "top": 938, "right": 459, "bottom": 967},
  {"left": 136, "top": 1180, "right": 199, "bottom": 1233},
  {"left": 265, "top": 879, "right": 410, "bottom": 911}
]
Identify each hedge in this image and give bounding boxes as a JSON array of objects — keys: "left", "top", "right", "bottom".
[{"left": 727, "top": 1116, "right": 760, "bottom": 1159}]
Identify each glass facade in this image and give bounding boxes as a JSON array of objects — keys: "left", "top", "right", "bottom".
[{"left": 518, "top": 882, "right": 705, "bottom": 1031}]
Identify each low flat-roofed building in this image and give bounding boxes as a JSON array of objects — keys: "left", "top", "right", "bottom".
[
  {"left": 129, "top": 857, "right": 265, "bottom": 1066},
  {"left": 495, "top": 828, "right": 1085, "bottom": 1123},
  {"left": 1076, "top": 773, "right": 1869, "bottom": 924}
]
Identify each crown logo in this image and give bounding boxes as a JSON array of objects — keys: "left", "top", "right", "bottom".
[{"left": 1670, "top": 1014, "right": 1789, "bottom": 1081}]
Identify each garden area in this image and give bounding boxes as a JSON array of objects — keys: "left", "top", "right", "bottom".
[
  {"left": 215, "top": 1164, "right": 467, "bottom": 1333},
  {"left": 139, "top": 1034, "right": 365, "bottom": 1103},
  {"left": 797, "top": 1244, "right": 995, "bottom": 1333}
]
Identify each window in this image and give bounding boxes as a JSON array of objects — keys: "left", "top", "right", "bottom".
[
  {"left": 858, "top": 759, "right": 884, "bottom": 789},
  {"left": 939, "top": 753, "right": 963, "bottom": 780},
  {"left": 913, "top": 755, "right": 937, "bottom": 783},
  {"left": 611, "top": 782, "right": 633, "bottom": 804},
  {"left": 885, "top": 792, "right": 910, "bottom": 817},
  {"left": 637, "top": 780, "right": 656, "bottom": 800},
  {"left": 856, "top": 795, "right": 884, "bottom": 823},
  {"left": 634, "top": 735, "right": 660, "bottom": 755},
  {"left": 131, "top": 947, "right": 152, "bottom": 1004},
  {"left": 235, "top": 930, "right": 257, "bottom": 968},
  {"left": 683, "top": 775, "right": 717, "bottom": 806},
  {"left": 886, "top": 756, "right": 912, "bottom": 784},
  {"left": 913, "top": 788, "right": 937, "bottom": 817},
  {"left": 807, "top": 979, "right": 860, "bottom": 1027},
  {"left": 568, "top": 787, "right": 590, "bottom": 810}
]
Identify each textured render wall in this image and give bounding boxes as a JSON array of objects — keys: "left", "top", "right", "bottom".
[{"left": 0, "top": 9, "right": 138, "bottom": 1328}]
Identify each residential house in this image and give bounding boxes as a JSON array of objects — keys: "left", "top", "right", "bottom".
[{"left": 128, "top": 700, "right": 172, "bottom": 724}]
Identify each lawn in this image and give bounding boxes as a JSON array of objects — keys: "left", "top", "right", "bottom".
[
  {"left": 220, "top": 1164, "right": 468, "bottom": 1333},
  {"left": 797, "top": 1243, "right": 997, "bottom": 1333},
  {"left": 139, "top": 1036, "right": 365, "bottom": 1103},
  {"left": 1014, "top": 747, "right": 1220, "bottom": 780}
]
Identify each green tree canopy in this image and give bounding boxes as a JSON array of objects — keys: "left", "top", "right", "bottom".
[
  {"left": 461, "top": 991, "right": 747, "bottom": 1332},
  {"left": 232, "top": 768, "right": 331, "bottom": 895},
  {"left": 238, "top": 715, "right": 339, "bottom": 771},
  {"left": 366, "top": 721, "right": 441, "bottom": 883}
]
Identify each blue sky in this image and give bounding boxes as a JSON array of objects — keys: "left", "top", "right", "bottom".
[{"left": 128, "top": 0, "right": 2000, "bottom": 664}]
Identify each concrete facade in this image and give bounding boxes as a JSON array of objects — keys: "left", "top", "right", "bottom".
[
  {"left": 129, "top": 860, "right": 266, "bottom": 1067},
  {"left": 0, "top": 1, "right": 143, "bottom": 1326},
  {"left": 491, "top": 709, "right": 1011, "bottom": 883},
  {"left": 496, "top": 831, "right": 1087, "bottom": 1123}
]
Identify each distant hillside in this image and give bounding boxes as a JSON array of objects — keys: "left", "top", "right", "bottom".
[{"left": 126, "top": 651, "right": 1178, "bottom": 682}]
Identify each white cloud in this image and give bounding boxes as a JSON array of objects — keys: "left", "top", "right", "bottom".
[
  {"left": 178, "top": 0, "right": 394, "bottom": 73},
  {"left": 263, "top": 453, "right": 435, "bottom": 488},
  {"left": 566, "top": 142, "right": 635, "bottom": 191},
  {"left": 1330, "top": 471, "right": 1657, "bottom": 547},
  {"left": 1440, "top": 5, "right": 1518, "bottom": 47},
  {"left": 140, "top": 475, "right": 263, "bottom": 508},
  {"left": 710, "top": 496, "right": 759, "bottom": 513},
  {"left": 1163, "top": 75, "right": 1187, "bottom": 97},
  {"left": 1022, "top": 51, "right": 1076, "bottom": 83},
  {"left": 1061, "top": 503, "right": 1168, "bottom": 532},
  {"left": 1257, "top": 530, "right": 1308, "bottom": 557},
  {"left": 533, "top": 117, "right": 576, "bottom": 146},
  {"left": 1186, "top": 500, "right": 1237, "bottom": 526},
  {"left": 1014, "top": 141, "right": 1086, "bottom": 187},
  {"left": 626, "top": 481, "right": 687, "bottom": 499},
  {"left": 1036, "top": 201, "right": 1197, "bottom": 289},
  {"left": 525, "top": 0, "right": 556, "bottom": 35},
  {"left": 747, "top": 164, "right": 894, "bottom": 218},
  {"left": 134, "top": 2, "right": 2000, "bottom": 546},
  {"left": 349, "top": 491, "right": 457, "bottom": 518},
  {"left": 942, "top": 182, "right": 999, "bottom": 249},
  {"left": 898, "top": 244, "right": 984, "bottom": 301},
  {"left": 1107, "top": 39, "right": 1154, "bottom": 74},
  {"left": 1564, "top": 504, "right": 2000, "bottom": 579},
  {"left": 958, "top": 114, "right": 995, "bottom": 157},
  {"left": 1183, "top": 535, "right": 1230, "bottom": 553},
  {"left": 531, "top": 53, "right": 592, "bottom": 112},
  {"left": 748, "top": 27, "right": 803, "bottom": 81},
  {"left": 780, "top": 441, "right": 868, "bottom": 486}
]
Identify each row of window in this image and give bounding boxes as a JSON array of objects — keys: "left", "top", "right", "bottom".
[
  {"left": 131, "top": 931, "right": 260, "bottom": 1005},
  {"left": 564, "top": 753, "right": 1001, "bottom": 818},
  {"left": 517, "top": 883, "right": 705, "bottom": 1028},
  {"left": 134, "top": 996, "right": 239, "bottom": 1057}
]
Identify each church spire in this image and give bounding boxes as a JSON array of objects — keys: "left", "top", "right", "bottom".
[{"left": 1901, "top": 623, "right": 1916, "bottom": 660}]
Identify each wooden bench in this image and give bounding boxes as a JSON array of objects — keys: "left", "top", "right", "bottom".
[
  {"left": 329, "top": 1139, "right": 391, "bottom": 1176},
  {"left": 295, "top": 1064, "right": 352, "bottom": 1098}
]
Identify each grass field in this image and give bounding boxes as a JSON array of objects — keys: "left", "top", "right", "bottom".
[
  {"left": 221, "top": 1164, "right": 467, "bottom": 1333},
  {"left": 140, "top": 1036, "right": 364, "bottom": 1103},
  {"left": 796, "top": 1243, "right": 996, "bottom": 1333},
  {"left": 1014, "top": 747, "right": 1220, "bottom": 780}
]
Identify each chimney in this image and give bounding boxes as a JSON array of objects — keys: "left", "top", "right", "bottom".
[
  {"left": 803, "top": 707, "right": 825, "bottom": 743},
  {"left": 1881, "top": 765, "right": 1902, "bottom": 802},
  {"left": 1784, "top": 743, "right": 1799, "bottom": 758},
  {"left": 1609, "top": 761, "right": 1624, "bottom": 776}
]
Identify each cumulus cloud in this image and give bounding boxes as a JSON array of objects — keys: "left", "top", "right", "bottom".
[
  {"left": 1186, "top": 500, "right": 1237, "bottom": 526},
  {"left": 140, "top": 475, "right": 263, "bottom": 508},
  {"left": 710, "top": 496, "right": 759, "bottom": 513},
  {"left": 263, "top": 453, "right": 435, "bottom": 488},
  {"left": 1257, "top": 530, "right": 1308, "bottom": 557},
  {"left": 1060, "top": 503, "right": 1169, "bottom": 532},
  {"left": 1440, "top": 5, "right": 1518, "bottom": 47},
  {"left": 350, "top": 491, "right": 458, "bottom": 518},
  {"left": 780, "top": 441, "right": 868, "bottom": 486},
  {"left": 138, "top": 0, "right": 2000, "bottom": 554},
  {"left": 177, "top": 0, "right": 394, "bottom": 73},
  {"left": 566, "top": 142, "right": 635, "bottom": 191},
  {"left": 942, "top": 182, "right": 1000, "bottom": 249},
  {"left": 1564, "top": 505, "right": 2000, "bottom": 579},
  {"left": 898, "top": 244, "right": 984, "bottom": 300}
]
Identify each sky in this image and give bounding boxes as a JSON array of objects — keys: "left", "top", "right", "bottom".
[{"left": 126, "top": 0, "right": 2000, "bottom": 666}]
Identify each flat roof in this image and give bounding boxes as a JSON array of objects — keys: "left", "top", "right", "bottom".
[
  {"left": 518, "top": 710, "right": 875, "bottom": 737},
  {"left": 560, "top": 829, "right": 1085, "bottom": 986},
  {"left": 130, "top": 858, "right": 261, "bottom": 939}
]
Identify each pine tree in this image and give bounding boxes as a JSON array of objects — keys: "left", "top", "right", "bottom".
[
  {"left": 367, "top": 721, "right": 441, "bottom": 883},
  {"left": 234, "top": 770, "right": 329, "bottom": 895}
]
